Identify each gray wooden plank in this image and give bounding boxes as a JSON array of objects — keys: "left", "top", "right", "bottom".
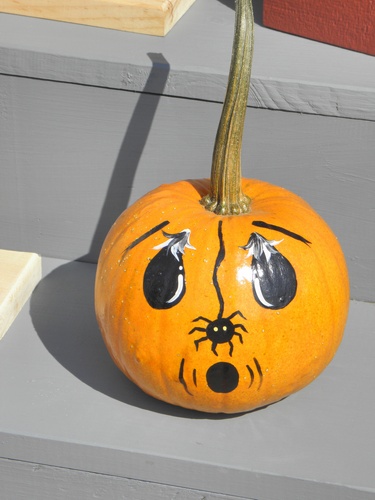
[
  {"left": 0, "top": 0, "right": 374, "bottom": 120},
  {"left": 0, "top": 458, "right": 252, "bottom": 500},
  {"left": 1, "top": 457, "right": 373, "bottom": 500},
  {"left": 1, "top": 73, "right": 374, "bottom": 300},
  {"left": 0, "top": 258, "right": 374, "bottom": 499}
]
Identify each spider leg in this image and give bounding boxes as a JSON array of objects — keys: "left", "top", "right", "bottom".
[
  {"left": 234, "top": 323, "right": 248, "bottom": 333},
  {"left": 228, "top": 341, "right": 234, "bottom": 357},
  {"left": 227, "top": 310, "right": 247, "bottom": 321},
  {"left": 194, "top": 336, "right": 208, "bottom": 351},
  {"left": 192, "top": 316, "right": 212, "bottom": 323},
  {"left": 211, "top": 342, "right": 219, "bottom": 356},
  {"left": 233, "top": 331, "right": 244, "bottom": 344},
  {"left": 189, "top": 327, "right": 206, "bottom": 335}
]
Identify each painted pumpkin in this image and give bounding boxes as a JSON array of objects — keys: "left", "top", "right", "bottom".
[{"left": 95, "top": 0, "right": 349, "bottom": 413}]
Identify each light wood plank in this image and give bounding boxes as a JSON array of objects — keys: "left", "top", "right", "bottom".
[
  {"left": 0, "top": 249, "right": 41, "bottom": 339},
  {"left": 0, "top": 0, "right": 196, "bottom": 36}
]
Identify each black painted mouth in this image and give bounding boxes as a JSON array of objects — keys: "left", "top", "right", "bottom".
[
  {"left": 206, "top": 362, "right": 239, "bottom": 393},
  {"left": 179, "top": 357, "right": 263, "bottom": 395}
]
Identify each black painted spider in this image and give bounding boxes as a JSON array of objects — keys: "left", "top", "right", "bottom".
[
  {"left": 189, "top": 310, "right": 248, "bottom": 357},
  {"left": 188, "top": 221, "right": 249, "bottom": 357}
]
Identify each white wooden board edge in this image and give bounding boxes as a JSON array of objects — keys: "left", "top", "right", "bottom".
[{"left": 0, "top": 250, "right": 42, "bottom": 340}]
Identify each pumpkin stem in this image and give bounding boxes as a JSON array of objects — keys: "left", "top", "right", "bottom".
[{"left": 201, "top": 0, "right": 254, "bottom": 215}]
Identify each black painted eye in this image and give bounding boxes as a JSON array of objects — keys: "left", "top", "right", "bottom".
[
  {"left": 143, "top": 229, "right": 194, "bottom": 309},
  {"left": 241, "top": 232, "right": 297, "bottom": 309}
]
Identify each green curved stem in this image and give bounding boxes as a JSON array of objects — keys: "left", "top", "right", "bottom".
[{"left": 201, "top": 0, "right": 254, "bottom": 215}]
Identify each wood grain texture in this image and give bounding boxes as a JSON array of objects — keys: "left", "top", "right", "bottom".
[
  {"left": 0, "top": 0, "right": 375, "bottom": 120},
  {"left": 0, "top": 257, "right": 374, "bottom": 498},
  {"left": 0, "top": 250, "right": 41, "bottom": 339},
  {"left": 0, "top": 0, "right": 196, "bottom": 36},
  {"left": 264, "top": 0, "right": 375, "bottom": 56},
  {"left": 0, "top": 458, "right": 251, "bottom": 500}
]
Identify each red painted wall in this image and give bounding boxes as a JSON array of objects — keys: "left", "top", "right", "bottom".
[{"left": 263, "top": 0, "right": 375, "bottom": 56}]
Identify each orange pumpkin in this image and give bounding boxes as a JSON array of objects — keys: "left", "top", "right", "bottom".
[{"left": 95, "top": 0, "right": 349, "bottom": 414}]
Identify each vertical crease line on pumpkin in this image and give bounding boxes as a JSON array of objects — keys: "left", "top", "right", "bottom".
[{"left": 213, "top": 220, "right": 226, "bottom": 318}]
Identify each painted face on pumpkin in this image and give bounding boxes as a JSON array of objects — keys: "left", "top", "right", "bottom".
[{"left": 122, "top": 218, "right": 310, "bottom": 398}]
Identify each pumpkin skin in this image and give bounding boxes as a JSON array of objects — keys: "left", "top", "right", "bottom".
[{"left": 95, "top": 178, "right": 349, "bottom": 414}]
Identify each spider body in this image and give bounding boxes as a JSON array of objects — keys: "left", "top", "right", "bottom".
[{"left": 189, "top": 311, "right": 248, "bottom": 356}]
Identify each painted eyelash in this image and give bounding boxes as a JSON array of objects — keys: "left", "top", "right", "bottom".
[{"left": 252, "top": 220, "right": 311, "bottom": 246}]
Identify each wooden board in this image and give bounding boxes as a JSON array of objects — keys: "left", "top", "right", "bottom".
[
  {"left": 0, "top": 250, "right": 41, "bottom": 340},
  {"left": 263, "top": 0, "right": 375, "bottom": 56},
  {"left": 0, "top": 0, "right": 196, "bottom": 36}
]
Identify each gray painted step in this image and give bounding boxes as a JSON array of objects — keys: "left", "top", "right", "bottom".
[{"left": 1, "top": 258, "right": 374, "bottom": 499}]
